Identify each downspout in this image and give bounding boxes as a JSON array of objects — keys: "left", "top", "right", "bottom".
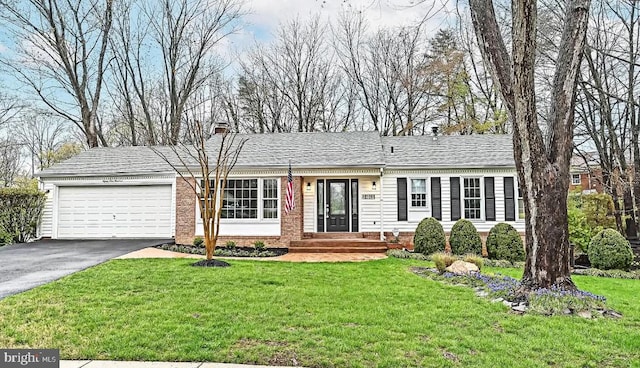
[{"left": 379, "top": 167, "right": 385, "bottom": 241}]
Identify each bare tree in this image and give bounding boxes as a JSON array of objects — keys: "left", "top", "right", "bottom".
[
  {"left": 469, "top": 0, "right": 590, "bottom": 290},
  {"left": 13, "top": 113, "right": 73, "bottom": 172},
  {"left": 574, "top": 0, "right": 640, "bottom": 238},
  {"left": 240, "top": 17, "right": 351, "bottom": 133},
  {"left": 153, "top": 122, "right": 246, "bottom": 260},
  {"left": 0, "top": 92, "right": 24, "bottom": 128},
  {"left": 0, "top": 0, "right": 114, "bottom": 147},
  {"left": 0, "top": 138, "right": 24, "bottom": 187}
]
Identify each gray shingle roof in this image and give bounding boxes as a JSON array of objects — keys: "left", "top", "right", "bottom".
[
  {"left": 381, "top": 134, "right": 515, "bottom": 168},
  {"left": 38, "top": 132, "right": 515, "bottom": 178}
]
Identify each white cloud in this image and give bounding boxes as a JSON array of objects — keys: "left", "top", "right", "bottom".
[
  {"left": 0, "top": 43, "right": 7, "bottom": 53},
  {"left": 241, "top": 0, "right": 456, "bottom": 41}
]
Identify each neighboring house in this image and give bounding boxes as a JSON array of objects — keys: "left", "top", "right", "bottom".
[
  {"left": 570, "top": 154, "right": 603, "bottom": 194},
  {"left": 37, "top": 131, "right": 525, "bottom": 247}
]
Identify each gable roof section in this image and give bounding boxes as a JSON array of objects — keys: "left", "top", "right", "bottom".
[
  {"left": 37, "top": 146, "right": 177, "bottom": 177},
  {"left": 382, "top": 134, "right": 514, "bottom": 168},
  {"left": 208, "top": 131, "right": 384, "bottom": 168},
  {"left": 38, "top": 132, "right": 515, "bottom": 178}
]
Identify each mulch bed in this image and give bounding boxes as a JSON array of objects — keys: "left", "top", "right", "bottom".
[
  {"left": 155, "top": 243, "right": 288, "bottom": 257},
  {"left": 192, "top": 259, "right": 231, "bottom": 267}
]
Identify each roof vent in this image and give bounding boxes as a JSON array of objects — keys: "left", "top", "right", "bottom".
[
  {"left": 391, "top": 146, "right": 394, "bottom": 154},
  {"left": 432, "top": 126, "right": 438, "bottom": 140}
]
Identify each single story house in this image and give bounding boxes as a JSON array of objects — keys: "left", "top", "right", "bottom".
[{"left": 37, "top": 131, "right": 525, "bottom": 247}]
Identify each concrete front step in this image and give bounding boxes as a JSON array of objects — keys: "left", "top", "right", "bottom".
[
  {"left": 289, "top": 238, "right": 387, "bottom": 253},
  {"left": 290, "top": 239, "right": 384, "bottom": 247},
  {"left": 289, "top": 246, "right": 388, "bottom": 253}
]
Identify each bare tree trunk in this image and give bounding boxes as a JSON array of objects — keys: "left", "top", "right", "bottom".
[{"left": 470, "top": 0, "right": 590, "bottom": 290}]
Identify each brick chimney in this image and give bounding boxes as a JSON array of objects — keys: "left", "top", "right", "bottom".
[{"left": 214, "top": 121, "right": 229, "bottom": 135}]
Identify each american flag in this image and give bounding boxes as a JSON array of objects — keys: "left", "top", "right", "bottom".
[{"left": 285, "top": 163, "right": 295, "bottom": 214}]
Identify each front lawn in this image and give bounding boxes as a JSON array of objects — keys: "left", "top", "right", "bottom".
[{"left": 0, "top": 258, "right": 639, "bottom": 367}]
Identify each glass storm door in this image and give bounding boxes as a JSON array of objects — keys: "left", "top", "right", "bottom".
[{"left": 326, "top": 179, "right": 349, "bottom": 232}]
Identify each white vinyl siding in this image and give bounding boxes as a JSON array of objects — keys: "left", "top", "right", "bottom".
[
  {"left": 381, "top": 170, "right": 524, "bottom": 234},
  {"left": 39, "top": 182, "right": 55, "bottom": 237}
]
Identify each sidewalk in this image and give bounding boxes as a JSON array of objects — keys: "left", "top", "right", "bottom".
[
  {"left": 117, "top": 247, "right": 387, "bottom": 262},
  {"left": 62, "top": 361, "right": 303, "bottom": 368}
]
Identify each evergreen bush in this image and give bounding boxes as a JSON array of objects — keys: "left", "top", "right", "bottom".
[
  {"left": 413, "top": 217, "right": 446, "bottom": 255},
  {"left": 485, "top": 223, "right": 525, "bottom": 263},
  {"left": 449, "top": 219, "right": 482, "bottom": 255},
  {"left": 588, "top": 229, "right": 633, "bottom": 271}
]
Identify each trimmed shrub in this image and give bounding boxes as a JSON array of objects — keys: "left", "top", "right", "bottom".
[
  {"left": 413, "top": 217, "right": 446, "bottom": 255},
  {"left": 254, "top": 240, "right": 266, "bottom": 251},
  {"left": 485, "top": 223, "right": 525, "bottom": 263},
  {"left": 588, "top": 229, "right": 633, "bottom": 271},
  {"left": 449, "top": 219, "right": 482, "bottom": 255},
  {"left": 225, "top": 240, "right": 237, "bottom": 249},
  {"left": 431, "top": 252, "right": 457, "bottom": 273},
  {"left": 193, "top": 236, "right": 204, "bottom": 248},
  {"left": 0, "top": 188, "right": 46, "bottom": 244}
]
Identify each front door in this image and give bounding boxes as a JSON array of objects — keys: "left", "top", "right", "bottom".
[{"left": 326, "top": 179, "right": 349, "bottom": 232}]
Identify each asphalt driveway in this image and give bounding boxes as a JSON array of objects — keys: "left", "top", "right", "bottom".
[{"left": 0, "top": 239, "right": 172, "bottom": 299}]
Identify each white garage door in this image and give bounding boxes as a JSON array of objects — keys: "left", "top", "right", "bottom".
[{"left": 57, "top": 185, "right": 173, "bottom": 238}]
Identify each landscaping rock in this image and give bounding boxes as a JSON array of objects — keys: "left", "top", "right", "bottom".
[
  {"left": 476, "top": 290, "right": 489, "bottom": 298},
  {"left": 445, "top": 260, "right": 479, "bottom": 275},
  {"left": 502, "top": 300, "right": 513, "bottom": 308},
  {"left": 512, "top": 303, "right": 527, "bottom": 313},
  {"left": 491, "top": 298, "right": 504, "bottom": 303},
  {"left": 577, "top": 310, "right": 592, "bottom": 319},
  {"left": 604, "top": 310, "right": 623, "bottom": 319}
]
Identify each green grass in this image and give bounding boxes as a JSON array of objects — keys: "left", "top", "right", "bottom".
[{"left": 0, "top": 258, "right": 639, "bottom": 367}]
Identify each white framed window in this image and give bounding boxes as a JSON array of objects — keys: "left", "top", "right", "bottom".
[
  {"left": 410, "top": 179, "right": 427, "bottom": 208},
  {"left": 571, "top": 174, "right": 581, "bottom": 185},
  {"left": 199, "top": 178, "right": 278, "bottom": 221},
  {"left": 463, "top": 177, "right": 482, "bottom": 219},
  {"left": 263, "top": 178, "right": 279, "bottom": 219},
  {"left": 221, "top": 179, "right": 258, "bottom": 219},
  {"left": 518, "top": 187, "right": 525, "bottom": 220}
]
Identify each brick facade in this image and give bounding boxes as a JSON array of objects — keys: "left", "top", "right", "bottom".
[
  {"left": 175, "top": 177, "right": 196, "bottom": 245},
  {"left": 174, "top": 175, "right": 304, "bottom": 248}
]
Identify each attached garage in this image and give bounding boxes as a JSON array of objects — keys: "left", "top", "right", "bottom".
[{"left": 55, "top": 184, "right": 174, "bottom": 239}]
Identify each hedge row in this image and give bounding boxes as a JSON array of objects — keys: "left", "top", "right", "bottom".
[
  {"left": 412, "top": 217, "right": 524, "bottom": 263},
  {"left": 0, "top": 188, "right": 46, "bottom": 246}
]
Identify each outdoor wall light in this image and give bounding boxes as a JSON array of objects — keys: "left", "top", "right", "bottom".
[
  {"left": 306, "top": 182, "right": 312, "bottom": 192},
  {"left": 372, "top": 181, "right": 377, "bottom": 191}
]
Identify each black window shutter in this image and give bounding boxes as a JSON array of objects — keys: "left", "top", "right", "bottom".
[
  {"left": 504, "top": 177, "right": 516, "bottom": 221},
  {"left": 485, "top": 177, "right": 496, "bottom": 221},
  {"left": 450, "top": 177, "right": 461, "bottom": 221},
  {"left": 431, "top": 177, "right": 442, "bottom": 220},
  {"left": 397, "top": 178, "right": 408, "bottom": 221}
]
